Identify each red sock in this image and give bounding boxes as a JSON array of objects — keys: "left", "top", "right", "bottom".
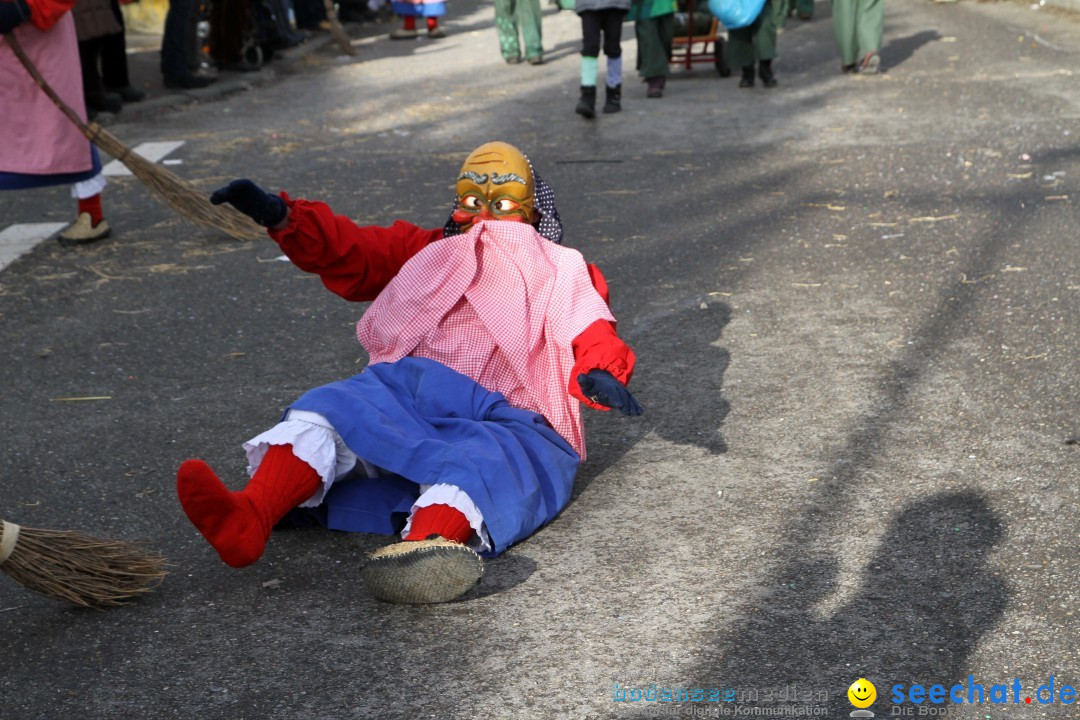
[
  {"left": 405, "top": 504, "right": 473, "bottom": 544},
  {"left": 402, "top": 15, "right": 416, "bottom": 30},
  {"left": 426, "top": 17, "right": 437, "bottom": 30},
  {"left": 177, "top": 444, "right": 321, "bottom": 568},
  {"left": 77, "top": 194, "right": 104, "bottom": 225}
]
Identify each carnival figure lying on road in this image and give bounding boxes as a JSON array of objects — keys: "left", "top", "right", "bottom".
[{"left": 179, "top": 142, "right": 643, "bottom": 603}]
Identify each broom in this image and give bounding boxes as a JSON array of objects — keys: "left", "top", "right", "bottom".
[
  {"left": 4, "top": 34, "right": 264, "bottom": 242},
  {"left": 0, "top": 519, "right": 167, "bottom": 608},
  {"left": 322, "top": 0, "right": 358, "bottom": 56}
]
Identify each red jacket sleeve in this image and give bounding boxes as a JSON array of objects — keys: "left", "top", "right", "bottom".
[
  {"left": 568, "top": 263, "right": 637, "bottom": 411},
  {"left": 268, "top": 192, "right": 443, "bottom": 302},
  {"left": 26, "top": 0, "right": 76, "bottom": 30}
]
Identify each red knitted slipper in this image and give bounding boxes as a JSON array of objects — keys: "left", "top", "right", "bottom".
[
  {"left": 404, "top": 503, "right": 474, "bottom": 545},
  {"left": 177, "top": 445, "right": 321, "bottom": 568}
]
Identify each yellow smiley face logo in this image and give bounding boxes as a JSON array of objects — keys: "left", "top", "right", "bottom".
[{"left": 848, "top": 679, "right": 876, "bottom": 708}]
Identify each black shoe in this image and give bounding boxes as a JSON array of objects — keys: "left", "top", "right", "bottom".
[
  {"left": 163, "top": 73, "right": 216, "bottom": 89},
  {"left": 575, "top": 85, "right": 596, "bottom": 119},
  {"left": 739, "top": 66, "right": 754, "bottom": 88},
  {"left": 759, "top": 60, "right": 777, "bottom": 88},
  {"left": 105, "top": 85, "right": 146, "bottom": 102},
  {"left": 86, "top": 91, "right": 123, "bottom": 114},
  {"left": 602, "top": 83, "right": 621, "bottom": 113}
]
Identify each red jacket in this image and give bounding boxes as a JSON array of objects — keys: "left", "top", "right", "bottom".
[
  {"left": 269, "top": 194, "right": 636, "bottom": 410},
  {"left": 26, "top": 0, "right": 76, "bottom": 29}
]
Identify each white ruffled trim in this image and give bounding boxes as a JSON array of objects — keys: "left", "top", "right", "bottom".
[
  {"left": 402, "top": 483, "right": 492, "bottom": 553},
  {"left": 243, "top": 413, "right": 490, "bottom": 551},
  {"left": 71, "top": 171, "right": 106, "bottom": 200},
  {"left": 242, "top": 410, "right": 361, "bottom": 508}
]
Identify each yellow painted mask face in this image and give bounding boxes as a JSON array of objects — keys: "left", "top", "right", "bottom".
[{"left": 451, "top": 142, "right": 537, "bottom": 227}]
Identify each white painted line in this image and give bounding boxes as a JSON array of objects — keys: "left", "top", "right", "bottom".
[
  {"left": 0, "top": 222, "right": 68, "bottom": 271},
  {"left": 103, "top": 141, "right": 186, "bottom": 176}
]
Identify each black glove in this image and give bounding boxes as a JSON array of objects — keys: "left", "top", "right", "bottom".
[
  {"left": 0, "top": 0, "right": 31, "bottom": 34},
  {"left": 577, "top": 369, "right": 644, "bottom": 416},
  {"left": 210, "top": 178, "right": 287, "bottom": 227}
]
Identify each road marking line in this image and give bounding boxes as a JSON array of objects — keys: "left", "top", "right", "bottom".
[
  {"left": 103, "top": 141, "right": 186, "bottom": 176},
  {"left": 0, "top": 222, "right": 68, "bottom": 271}
]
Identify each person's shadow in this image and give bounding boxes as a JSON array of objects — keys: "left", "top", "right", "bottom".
[{"left": 684, "top": 491, "right": 1007, "bottom": 714}]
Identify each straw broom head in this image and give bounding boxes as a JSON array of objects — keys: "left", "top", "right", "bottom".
[
  {"left": 0, "top": 520, "right": 167, "bottom": 608},
  {"left": 85, "top": 123, "right": 265, "bottom": 241},
  {"left": 4, "top": 34, "right": 265, "bottom": 242}
]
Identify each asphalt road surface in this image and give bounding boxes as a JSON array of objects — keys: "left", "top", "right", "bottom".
[{"left": 1, "top": 0, "right": 1077, "bottom": 717}]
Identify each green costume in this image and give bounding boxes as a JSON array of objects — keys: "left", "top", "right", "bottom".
[
  {"left": 726, "top": 0, "right": 777, "bottom": 70},
  {"left": 773, "top": 0, "right": 813, "bottom": 25},
  {"left": 629, "top": 0, "right": 676, "bottom": 79},
  {"left": 830, "top": 0, "right": 882, "bottom": 67},
  {"left": 495, "top": 0, "right": 544, "bottom": 62}
]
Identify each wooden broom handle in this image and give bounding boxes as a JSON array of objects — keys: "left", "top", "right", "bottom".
[{"left": 4, "top": 33, "right": 103, "bottom": 144}]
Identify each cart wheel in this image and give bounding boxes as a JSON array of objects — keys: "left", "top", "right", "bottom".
[
  {"left": 714, "top": 37, "right": 731, "bottom": 77},
  {"left": 243, "top": 42, "right": 264, "bottom": 69}
]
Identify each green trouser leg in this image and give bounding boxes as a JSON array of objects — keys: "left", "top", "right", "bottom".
[
  {"left": 517, "top": 0, "right": 543, "bottom": 59},
  {"left": 772, "top": 0, "right": 792, "bottom": 27},
  {"left": 796, "top": 0, "right": 814, "bottom": 17},
  {"left": 831, "top": 0, "right": 882, "bottom": 65},
  {"left": 494, "top": 0, "right": 543, "bottom": 60},
  {"left": 635, "top": 13, "right": 674, "bottom": 78},
  {"left": 726, "top": 0, "right": 777, "bottom": 68},
  {"left": 494, "top": 0, "right": 521, "bottom": 59}
]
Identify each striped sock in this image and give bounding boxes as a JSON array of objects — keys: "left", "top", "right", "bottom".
[
  {"left": 606, "top": 56, "right": 622, "bottom": 88},
  {"left": 581, "top": 55, "right": 598, "bottom": 87}
]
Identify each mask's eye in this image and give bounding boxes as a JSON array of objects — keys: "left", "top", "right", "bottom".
[
  {"left": 461, "top": 194, "right": 482, "bottom": 210},
  {"left": 493, "top": 198, "right": 521, "bottom": 213}
]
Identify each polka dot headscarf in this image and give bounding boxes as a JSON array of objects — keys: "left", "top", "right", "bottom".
[{"left": 443, "top": 158, "right": 564, "bottom": 245}]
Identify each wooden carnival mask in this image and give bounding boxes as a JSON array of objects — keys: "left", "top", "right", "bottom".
[{"left": 451, "top": 142, "right": 538, "bottom": 227}]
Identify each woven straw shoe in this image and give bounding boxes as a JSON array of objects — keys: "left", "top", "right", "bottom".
[
  {"left": 361, "top": 537, "right": 483, "bottom": 603},
  {"left": 57, "top": 213, "right": 111, "bottom": 246}
]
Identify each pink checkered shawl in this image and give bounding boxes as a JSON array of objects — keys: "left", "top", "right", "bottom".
[{"left": 356, "top": 221, "right": 615, "bottom": 458}]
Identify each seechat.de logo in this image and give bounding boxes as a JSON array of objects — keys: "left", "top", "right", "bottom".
[{"left": 848, "top": 679, "right": 877, "bottom": 718}]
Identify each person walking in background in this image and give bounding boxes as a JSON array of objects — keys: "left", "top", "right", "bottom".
[
  {"left": 773, "top": 0, "right": 811, "bottom": 25},
  {"left": 574, "top": 0, "right": 629, "bottom": 118},
  {"left": 831, "top": 0, "right": 881, "bottom": 73},
  {"left": 629, "top": 0, "right": 674, "bottom": 99},
  {"left": 389, "top": 0, "right": 445, "bottom": 39},
  {"left": 1, "top": 0, "right": 114, "bottom": 244},
  {"left": 495, "top": 0, "right": 542, "bottom": 64},
  {"left": 161, "top": 0, "right": 215, "bottom": 87},
  {"left": 73, "top": 0, "right": 143, "bottom": 116},
  {"left": 727, "top": 0, "right": 777, "bottom": 88}
]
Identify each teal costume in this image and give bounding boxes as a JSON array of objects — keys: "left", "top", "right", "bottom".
[
  {"left": 830, "top": 0, "right": 882, "bottom": 69},
  {"left": 629, "top": 0, "right": 676, "bottom": 81},
  {"left": 495, "top": 0, "right": 543, "bottom": 63},
  {"left": 726, "top": 0, "right": 777, "bottom": 86}
]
